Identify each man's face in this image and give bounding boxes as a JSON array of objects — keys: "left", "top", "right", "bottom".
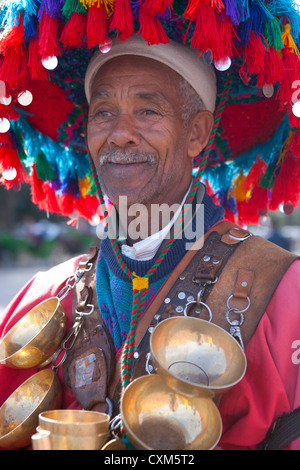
[{"left": 87, "top": 56, "right": 195, "bottom": 209}]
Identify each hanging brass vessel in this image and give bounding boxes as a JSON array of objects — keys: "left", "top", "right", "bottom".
[
  {"left": 0, "top": 369, "right": 62, "bottom": 449},
  {"left": 0, "top": 297, "right": 66, "bottom": 369}
]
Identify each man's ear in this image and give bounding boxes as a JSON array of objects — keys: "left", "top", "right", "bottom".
[{"left": 187, "top": 111, "right": 214, "bottom": 158}]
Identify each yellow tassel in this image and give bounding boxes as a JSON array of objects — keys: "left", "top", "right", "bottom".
[
  {"left": 79, "top": 0, "right": 114, "bottom": 15},
  {"left": 132, "top": 272, "right": 149, "bottom": 291},
  {"left": 282, "top": 24, "right": 300, "bottom": 59},
  {"left": 230, "top": 172, "right": 251, "bottom": 202},
  {"left": 78, "top": 176, "right": 91, "bottom": 197}
]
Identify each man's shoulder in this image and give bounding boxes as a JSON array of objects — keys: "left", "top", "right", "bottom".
[{"left": 0, "top": 254, "right": 87, "bottom": 337}]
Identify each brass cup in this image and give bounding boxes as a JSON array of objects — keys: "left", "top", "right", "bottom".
[
  {"left": 38, "top": 409, "right": 110, "bottom": 436},
  {"left": 0, "top": 297, "right": 66, "bottom": 369},
  {"left": 0, "top": 369, "right": 62, "bottom": 449},
  {"left": 33, "top": 410, "right": 110, "bottom": 450},
  {"left": 121, "top": 374, "right": 222, "bottom": 450},
  {"left": 32, "top": 428, "right": 109, "bottom": 451},
  {"left": 150, "top": 317, "right": 247, "bottom": 397}
]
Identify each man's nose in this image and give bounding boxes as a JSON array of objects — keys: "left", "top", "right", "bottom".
[{"left": 107, "top": 114, "right": 140, "bottom": 148}]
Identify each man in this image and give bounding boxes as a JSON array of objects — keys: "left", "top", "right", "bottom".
[{"left": 1, "top": 2, "right": 300, "bottom": 451}]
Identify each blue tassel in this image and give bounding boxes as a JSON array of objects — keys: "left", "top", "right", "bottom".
[
  {"left": 223, "top": 0, "right": 249, "bottom": 26},
  {"left": 238, "top": 1, "right": 266, "bottom": 46},
  {"left": 38, "top": 0, "right": 63, "bottom": 20},
  {"left": 268, "top": 0, "right": 300, "bottom": 42}
]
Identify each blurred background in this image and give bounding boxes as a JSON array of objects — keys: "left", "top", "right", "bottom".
[
  {"left": 0, "top": 182, "right": 300, "bottom": 316},
  {"left": 0, "top": 183, "right": 99, "bottom": 316}
]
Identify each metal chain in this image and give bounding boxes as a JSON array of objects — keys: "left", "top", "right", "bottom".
[
  {"left": 51, "top": 260, "right": 94, "bottom": 372},
  {"left": 56, "top": 262, "right": 93, "bottom": 301}
]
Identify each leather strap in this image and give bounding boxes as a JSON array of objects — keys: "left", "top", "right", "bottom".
[
  {"left": 258, "top": 407, "right": 300, "bottom": 450},
  {"left": 62, "top": 247, "right": 115, "bottom": 411}
]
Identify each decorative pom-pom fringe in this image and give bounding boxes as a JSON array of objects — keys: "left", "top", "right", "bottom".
[
  {"left": 38, "top": 12, "right": 61, "bottom": 59},
  {"left": 0, "top": 132, "right": 26, "bottom": 189},
  {"left": 0, "top": 20, "right": 30, "bottom": 90},
  {"left": 270, "top": 153, "right": 300, "bottom": 210},
  {"left": 30, "top": 163, "right": 45, "bottom": 204},
  {"left": 256, "top": 47, "right": 284, "bottom": 88},
  {"left": 28, "top": 36, "right": 49, "bottom": 80},
  {"left": 240, "top": 31, "right": 266, "bottom": 79},
  {"left": 110, "top": 0, "right": 134, "bottom": 41},
  {"left": 142, "top": 0, "right": 172, "bottom": 16},
  {"left": 87, "top": 3, "right": 107, "bottom": 48},
  {"left": 138, "top": 7, "right": 169, "bottom": 45},
  {"left": 188, "top": 4, "right": 235, "bottom": 61},
  {"left": 277, "top": 47, "right": 300, "bottom": 110},
  {"left": 61, "top": 12, "right": 87, "bottom": 47}
]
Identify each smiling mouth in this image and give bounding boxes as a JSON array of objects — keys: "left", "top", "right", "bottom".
[{"left": 99, "top": 150, "right": 157, "bottom": 166}]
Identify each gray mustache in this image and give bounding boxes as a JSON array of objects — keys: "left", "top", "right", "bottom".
[{"left": 99, "top": 150, "right": 157, "bottom": 166}]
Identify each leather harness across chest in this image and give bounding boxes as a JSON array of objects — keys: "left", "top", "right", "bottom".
[{"left": 62, "top": 221, "right": 299, "bottom": 449}]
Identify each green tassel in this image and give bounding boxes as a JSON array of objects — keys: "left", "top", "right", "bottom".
[
  {"left": 62, "top": 0, "right": 87, "bottom": 19},
  {"left": 264, "top": 17, "right": 284, "bottom": 51},
  {"left": 35, "top": 151, "right": 57, "bottom": 181}
]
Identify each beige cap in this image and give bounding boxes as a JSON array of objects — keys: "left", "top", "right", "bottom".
[{"left": 85, "top": 35, "right": 217, "bottom": 112}]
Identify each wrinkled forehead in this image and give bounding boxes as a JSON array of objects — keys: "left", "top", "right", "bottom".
[
  {"left": 89, "top": 55, "right": 185, "bottom": 103},
  {"left": 85, "top": 36, "right": 217, "bottom": 113}
]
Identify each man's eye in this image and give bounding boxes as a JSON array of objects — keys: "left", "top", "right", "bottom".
[
  {"left": 95, "top": 110, "right": 112, "bottom": 117},
  {"left": 141, "top": 109, "right": 161, "bottom": 117}
]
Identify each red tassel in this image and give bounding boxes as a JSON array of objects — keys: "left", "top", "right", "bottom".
[
  {"left": 242, "top": 156, "right": 268, "bottom": 191},
  {"left": 0, "top": 102, "right": 20, "bottom": 121},
  {"left": 28, "top": 36, "right": 49, "bottom": 80},
  {"left": 59, "top": 193, "right": 74, "bottom": 215},
  {"left": 0, "top": 132, "right": 26, "bottom": 189},
  {"left": 188, "top": 3, "right": 217, "bottom": 52},
  {"left": 87, "top": 4, "right": 107, "bottom": 48},
  {"left": 38, "top": 12, "right": 61, "bottom": 59},
  {"left": 189, "top": 5, "right": 234, "bottom": 61},
  {"left": 40, "top": 182, "right": 61, "bottom": 213},
  {"left": 277, "top": 47, "right": 300, "bottom": 110},
  {"left": 256, "top": 46, "right": 284, "bottom": 88},
  {"left": 30, "top": 163, "right": 45, "bottom": 204},
  {"left": 60, "top": 12, "right": 87, "bottom": 47},
  {"left": 138, "top": 7, "right": 169, "bottom": 45},
  {"left": 110, "top": 0, "right": 134, "bottom": 41},
  {"left": 0, "top": 20, "right": 30, "bottom": 90},
  {"left": 237, "top": 186, "right": 269, "bottom": 226},
  {"left": 74, "top": 194, "right": 100, "bottom": 220},
  {"left": 184, "top": 0, "right": 211, "bottom": 21},
  {"left": 240, "top": 32, "right": 266, "bottom": 79},
  {"left": 142, "top": 0, "right": 173, "bottom": 16},
  {"left": 270, "top": 153, "right": 300, "bottom": 210}
]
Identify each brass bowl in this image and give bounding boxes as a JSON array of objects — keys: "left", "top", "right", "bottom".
[
  {"left": 121, "top": 374, "right": 222, "bottom": 450},
  {"left": 150, "top": 317, "right": 247, "bottom": 397},
  {"left": 0, "top": 369, "right": 62, "bottom": 449},
  {"left": 38, "top": 409, "right": 110, "bottom": 436},
  {"left": 0, "top": 297, "right": 66, "bottom": 368}
]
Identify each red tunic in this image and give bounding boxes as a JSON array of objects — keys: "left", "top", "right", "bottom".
[{"left": 1, "top": 256, "right": 300, "bottom": 450}]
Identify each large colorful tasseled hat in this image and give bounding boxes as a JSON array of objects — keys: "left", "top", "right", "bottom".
[{"left": 0, "top": 0, "right": 300, "bottom": 225}]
